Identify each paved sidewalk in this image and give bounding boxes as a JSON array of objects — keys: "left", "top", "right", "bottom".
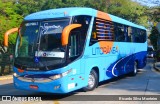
[
  {"left": 0, "top": 74, "right": 13, "bottom": 81},
  {"left": 154, "top": 62, "right": 160, "bottom": 72}
]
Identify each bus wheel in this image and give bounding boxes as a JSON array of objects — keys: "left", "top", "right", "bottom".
[
  {"left": 130, "top": 61, "right": 138, "bottom": 76},
  {"left": 83, "top": 70, "right": 98, "bottom": 91}
]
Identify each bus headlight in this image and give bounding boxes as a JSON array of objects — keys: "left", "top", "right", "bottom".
[
  {"left": 50, "top": 69, "right": 72, "bottom": 80},
  {"left": 13, "top": 73, "right": 19, "bottom": 77},
  {"left": 51, "top": 74, "right": 61, "bottom": 80}
]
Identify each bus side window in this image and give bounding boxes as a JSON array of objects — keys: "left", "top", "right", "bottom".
[
  {"left": 141, "top": 30, "right": 146, "bottom": 43},
  {"left": 89, "top": 18, "right": 97, "bottom": 46},
  {"left": 136, "top": 29, "right": 141, "bottom": 42},
  {"left": 72, "top": 15, "right": 91, "bottom": 49},
  {"left": 68, "top": 32, "right": 80, "bottom": 59},
  {"left": 131, "top": 27, "right": 146, "bottom": 43},
  {"left": 115, "top": 24, "right": 125, "bottom": 42},
  {"left": 124, "top": 26, "right": 129, "bottom": 42},
  {"left": 128, "top": 27, "right": 132, "bottom": 42},
  {"left": 131, "top": 27, "right": 136, "bottom": 42},
  {"left": 90, "top": 17, "right": 114, "bottom": 45},
  {"left": 90, "top": 28, "right": 97, "bottom": 45},
  {"left": 114, "top": 22, "right": 118, "bottom": 41}
]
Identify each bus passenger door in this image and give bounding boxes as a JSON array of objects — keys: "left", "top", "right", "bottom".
[{"left": 67, "top": 31, "right": 82, "bottom": 74}]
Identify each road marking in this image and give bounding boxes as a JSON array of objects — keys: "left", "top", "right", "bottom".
[
  {"left": 54, "top": 100, "right": 59, "bottom": 104},
  {"left": 0, "top": 76, "right": 13, "bottom": 81},
  {"left": 22, "top": 101, "right": 39, "bottom": 104}
]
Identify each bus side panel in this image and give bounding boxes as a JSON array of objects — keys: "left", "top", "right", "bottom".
[
  {"left": 85, "top": 43, "right": 120, "bottom": 82},
  {"left": 82, "top": 56, "right": 110, "bottom": 82},
  {"left": 84, "top": 41, "right": 147, "bottom": 82},
  {"left": 65, "top": 59, "right": 88, "bottom": 92}
]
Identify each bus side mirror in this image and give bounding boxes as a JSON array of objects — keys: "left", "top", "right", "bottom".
[
  {"left": 4, "top": 28, "right": 19, "bottom": 47},
  {"left": 61, "top": 24, "right": 81, "bottom": 46}
]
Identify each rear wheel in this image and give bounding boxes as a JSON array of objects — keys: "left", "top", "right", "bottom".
[
  {"left": 130, "top": 61, "right": 138, "bottom": 76},
  {"left": 83, "top": 70, "right": 98, "bottom": 91},
  {"left": 143, "top": 57, "right": 147, "bottom": 66}
]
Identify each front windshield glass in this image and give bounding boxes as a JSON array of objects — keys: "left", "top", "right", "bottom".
[
  {"left": 15, "top": 18, "right": 70, "bottom": 70},
  {"left": 15, "top": 22, "right": 39, "bottom": 58}
]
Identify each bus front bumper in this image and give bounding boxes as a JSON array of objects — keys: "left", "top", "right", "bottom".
[{"left": 13, "top": 76, "right": 70, "bottom": 93}]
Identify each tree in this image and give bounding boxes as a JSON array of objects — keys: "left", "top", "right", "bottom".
[
  {"left": 107, "top": 0, "right": 149, "bottom": 27},
  {"left": 149, "top": 26, "right": 159, "bottom": 50},
  {"left": 0, "top": 0, "right": 150, "bottom": 45},
  {"left": 147, "top": 7, "right": 160, "bottom": 51},
  {"left": 83, "top": 0, "right": 107, "bottom": 11},
  {"left": 0, "top": 1, "right": 23, "bottom": 45},
  {"left": 14, "top": 0, "right": 46, "bottom": 16},
  {"left": 41, "top": 0, "right": 107, "bottom": 11}
]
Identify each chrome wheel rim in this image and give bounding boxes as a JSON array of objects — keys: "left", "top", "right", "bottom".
[
  {"left": 88, "top": 74, "right": 95, "bottom": 88},
  {"left": 134, "top": 62, "right": 137, "bottom": 74}
]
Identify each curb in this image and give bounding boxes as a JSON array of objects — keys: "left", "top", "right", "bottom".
[
  {"left": 0, "top": 75, "right": 13, "bottom": 81},
  {"left": 153, "top": 63, "right": 160, "bottom": 72}
]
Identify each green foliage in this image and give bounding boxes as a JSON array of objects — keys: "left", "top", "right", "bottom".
[
  {"left": 83, "top": 0, "right": 107, "bottom": 11},
  {"left": 0, "top": 0, "right": 151, "bottom": 46},
  {"left": 147, "top": 7, "right": 160, "bottom": 50},
  {"left": 107, "top": 0, "right": 149, "bottom": 27},
  {"left": 149, "top": 27, "right": 159, "bottom": 50},
  {"left": 15, "top": 0, "right": 46, "bottom": 16},
  {"left": 40, "top": 0, "right": 107, "bottom": 11},
  {"left": 147, "top": 7, "right": 160, "bottom": 25},
  {"left": 0, "top": 1, "right": 23, "bottom": 45}
]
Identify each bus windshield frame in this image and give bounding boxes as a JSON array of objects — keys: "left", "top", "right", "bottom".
[{"left": 14, "top": 17, "right": 71, "bottom": 70}]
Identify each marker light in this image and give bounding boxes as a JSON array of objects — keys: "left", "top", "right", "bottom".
[
  {"left": 64, "top": 11, "right": 67, "bottom": 16},
  {"left": 18, "top": 68, "right": 24, "bottom": 73},
  {"left": 50, "top": 69, "right": 72, "bottom": 80}
]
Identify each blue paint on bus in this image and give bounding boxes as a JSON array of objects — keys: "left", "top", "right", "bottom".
[{"left": 13, "top": 7, "right": 147, "bottom": 93}]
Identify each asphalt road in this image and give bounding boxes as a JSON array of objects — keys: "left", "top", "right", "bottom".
[{"left": 0, "top": 58, "right": 160, "bottom": 104}]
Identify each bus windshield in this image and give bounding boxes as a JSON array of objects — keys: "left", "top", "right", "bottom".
[{"left": 14, "top": 18, "right": 70, "bottom": 70}]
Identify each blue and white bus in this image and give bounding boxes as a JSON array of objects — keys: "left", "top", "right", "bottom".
[{"left": 4, "top": 7, "right": 147, "bottom": 93}]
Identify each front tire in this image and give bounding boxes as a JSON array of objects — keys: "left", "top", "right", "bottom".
[{"left": 83, "top": 70, "right": 98, "bottom": 91}]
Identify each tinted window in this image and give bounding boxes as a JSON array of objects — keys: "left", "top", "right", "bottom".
[
  {"left": 69, "top": 32, "right": 80, "bottom": 58},
  {"left": 89, "top": 18, "right": 114, "bottom": 46},
  {"left": 40, "top": 19, "right": 69, "bottom": 51},
  {"left": 72, "top": 15, "right": 91, "bottom": 53},
  {"left": 113, "top": 22, "right": 146, "bottom": 43},
  {"left": 131, "top": 28, "right": 146, "bottom": 43},
  {"left": 89, "top": 18, "right": 146, "bottom": 45}
]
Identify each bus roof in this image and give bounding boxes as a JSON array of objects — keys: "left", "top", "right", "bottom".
[
  {"left": 24, "top": 7, "right": 146, "bottom": 30},
  {"left": 24, "top": 7, "right": 96, "bottom": 20}
]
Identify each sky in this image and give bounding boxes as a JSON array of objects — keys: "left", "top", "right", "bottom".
[{"left": 132, "top": 0, "right": 160, "bottom": 7}]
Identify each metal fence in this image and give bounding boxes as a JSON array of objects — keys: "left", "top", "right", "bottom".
[{"left": 0, "top": 45, "right": 14, "bottom": 76}]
